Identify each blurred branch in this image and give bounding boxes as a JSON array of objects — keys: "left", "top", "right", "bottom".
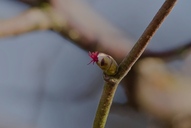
[
  {"left": 19, "top": 0, "right": 49, "bottom": 6},
  {"left": 93, "top": 0, "right": 177, "bottom": 128},
  {"left": 143, "top": 41, "right": 191, "bottom": 60},
  {"left": 1, "top": 0, "right": 189, "bottom": 63},
  {"left": 0, "top": 6, "right": 64, "bottom": 37},
  {"left": 1, "top": 0, "right": 133, "bottom": 62}
]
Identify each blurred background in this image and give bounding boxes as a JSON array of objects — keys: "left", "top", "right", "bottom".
[{"left": 0, "top": 0, "right": 190, "bottom": 128}]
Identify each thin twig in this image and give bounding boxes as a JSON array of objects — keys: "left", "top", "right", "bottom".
[
  {"left": 93, "top": 82, "right": 118, "bottom": 128},
  {"left": 93, "top": 0, "right": 177, "bottom": 128},
  {"left": 117, "top": 0, "right": 177, "bottom": 80}
]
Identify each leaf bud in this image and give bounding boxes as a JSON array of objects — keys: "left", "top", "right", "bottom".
[{"left": 88, "top": 51, "right": 118, "bottom": 75}]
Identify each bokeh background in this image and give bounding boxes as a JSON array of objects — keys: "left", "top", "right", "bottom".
[{"left": 0, "top": 0, "right": 190, "bottom": 128}]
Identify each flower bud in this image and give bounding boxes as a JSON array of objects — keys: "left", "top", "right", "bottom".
[{"left": 88, "top": 51, "right": 118, "bottom": 75}]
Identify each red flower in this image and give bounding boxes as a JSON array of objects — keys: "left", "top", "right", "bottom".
[{"left": 88, "top": 51, "right": 99, "bottom": 65}]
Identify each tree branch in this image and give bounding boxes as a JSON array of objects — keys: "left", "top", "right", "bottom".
[{"left": 93, "top": 0, "right": 177, "bottom": 128}]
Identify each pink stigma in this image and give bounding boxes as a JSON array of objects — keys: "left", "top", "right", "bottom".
[{"left": 88, "top": 51, "right": 99, "bottom": 65}]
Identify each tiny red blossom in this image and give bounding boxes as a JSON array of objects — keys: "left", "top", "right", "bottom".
[{"left": 88, "top": 51, "right": 99, "bottom": 65}]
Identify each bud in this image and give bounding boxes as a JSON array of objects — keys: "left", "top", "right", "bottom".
[{"left": 88, "top": 51, "right": 118, "bottom": 75}]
